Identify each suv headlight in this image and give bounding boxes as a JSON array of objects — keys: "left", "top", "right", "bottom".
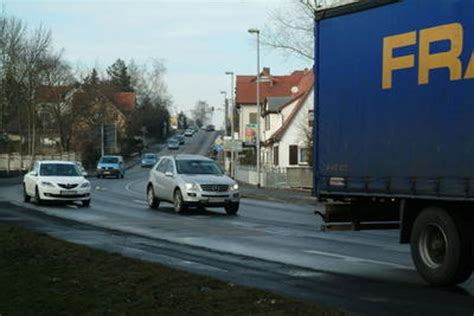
[
  {"left": 230, "top": 183, "right": 239, "bottom": 191},
  {"left": 80, "top": 182, "right": 90, "bottom": 188},
  {"left": 184, "top": 183, "right": 198, "bottom": 191},
  {"left": 40, "top": 181, "right": 55, "bottom": 187}
]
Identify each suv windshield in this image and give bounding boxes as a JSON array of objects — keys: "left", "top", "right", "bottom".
[
  {"left": 40, "top": 163, "right": 81, "bottom": 176},
  {"left": 176, "top": 160, "right": 223, "bottom": 175},
  {"left": 100, "top": 157, "right": 118, "bottom": 164}
]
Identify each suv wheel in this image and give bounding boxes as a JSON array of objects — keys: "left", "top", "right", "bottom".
[
  {"left": 225, "top": 203, "right": 239, "bottom": 215},
  {"left": 147, "top": 185, "right": 160, "bottom": 209},
  {"left": 173, "top": 189, "right": 186, "bottom": 213}
]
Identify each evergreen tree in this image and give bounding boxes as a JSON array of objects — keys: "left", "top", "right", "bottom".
[
  {"left": 84, "top": 68, "right": 99, "bottom": 86},
  {"left": 106, "top": 59, "right": 133, "bottom": 92}
]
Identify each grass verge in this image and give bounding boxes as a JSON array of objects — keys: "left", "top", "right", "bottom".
[{"left": 0, "top": 224, "right": 348, "bottom": 315}]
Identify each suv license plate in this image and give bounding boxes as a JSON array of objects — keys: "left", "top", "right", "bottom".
[
  {"left": 208, "top": 197, "right": 225, "bottom": 203},
  {"left": 61, "top": 190, "right": 77, "bottom": 196}
]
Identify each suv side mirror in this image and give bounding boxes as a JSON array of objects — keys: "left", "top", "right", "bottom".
[
  {"left": 30, "top": 171, "right": 38, "bottom": 176},
  {"left": 165, "top": 171, "right": 174, "bottom": 178}
]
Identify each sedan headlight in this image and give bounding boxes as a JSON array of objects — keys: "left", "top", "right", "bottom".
[
  {"left": 184, "top": 183, "right": 198, "bottom": 191},
  {"left": 230, "top": 183, "right": 239, "bottom": 191},
  {"left": 80, "top": 181, "right": 90, "bottom": 188},
  {"left": 40, "top": 181, "right": 55, "bottom": 187}
]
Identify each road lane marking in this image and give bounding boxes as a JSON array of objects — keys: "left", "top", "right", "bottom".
[
  {"left": 133, "top": 199, "right": 148, "bottom": 205},
  {"left": 303, "top": 249, "right": 412, "bottom": 270},
  {"left": 125, "top": 179, "right": 146, "bottom": 197}
]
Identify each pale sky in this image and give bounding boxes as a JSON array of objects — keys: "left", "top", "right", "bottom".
[{"left": 5, "top": 0, "right": 311, "bottom": 126}]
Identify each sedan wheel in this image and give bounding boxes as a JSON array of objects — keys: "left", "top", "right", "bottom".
[
  {"left": 173, "top": 189, "right": 186, "bottom": 213},
  {"left": 35, "top": 187, "right": 42, "bottom": 206},
  {"left": 23, "top": 185, "right": 31, "bottom": 203}
]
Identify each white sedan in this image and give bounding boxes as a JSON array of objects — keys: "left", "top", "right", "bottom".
[{"left": 23, "top": 160, "right": 91, "bottom": 207}]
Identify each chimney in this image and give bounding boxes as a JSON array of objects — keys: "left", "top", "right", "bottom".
[{"left": 262, "top": 67, "right": 270, "bottom": 75}]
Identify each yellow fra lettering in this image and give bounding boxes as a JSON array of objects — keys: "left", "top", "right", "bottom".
[
  {"left": 382, "top": 31, "right": 416, "bottom": 89},
  {"left": 418, "top": 23, "right": 463, "bottom": 85}
]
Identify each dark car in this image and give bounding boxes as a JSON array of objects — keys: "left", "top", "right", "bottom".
[
  {"left": 205, "top": 124, "right": 215, "bottom": 131},
  {"left": 141, "top": 153, "right": 158, "bottom": 168}
]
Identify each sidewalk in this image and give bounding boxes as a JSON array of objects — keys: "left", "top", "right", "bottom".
[{"left": 238, "top": 181, "right": 318, "bottom": 205}]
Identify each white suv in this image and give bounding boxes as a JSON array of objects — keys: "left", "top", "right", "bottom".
[
  {"left": 146, "top": 155, "right": 240, "bottom": 214},
  {"left": 23, "top": 160, "right": 91, "bottom": 207}
]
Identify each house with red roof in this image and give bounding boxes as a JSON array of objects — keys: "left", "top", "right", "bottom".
[{"left": 235, "top": 67, "right": 314, "bottom": 168}]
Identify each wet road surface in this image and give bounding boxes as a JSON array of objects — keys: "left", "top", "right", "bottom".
[{"left": 1, "top": 129, "right": 473, "bottom": 315}]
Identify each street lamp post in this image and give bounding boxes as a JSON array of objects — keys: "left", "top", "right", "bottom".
[
  {"left": 248, "top": 28, "right": 261, "bottom": 187},
  {"left": 225, "top": 71, "right": 235, "bottom": 178},
  {"left": 220, "top": 91, "right": 228, "bottom": 134}
]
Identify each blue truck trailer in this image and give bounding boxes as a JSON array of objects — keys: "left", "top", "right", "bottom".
[{"left": 314, "top": 0, "right": 474, "bottom": 286}]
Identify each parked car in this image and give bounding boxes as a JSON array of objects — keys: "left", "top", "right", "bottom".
[
  {"left": 23, "top": 160, "right": 91, "bottom": 207},
  {"left": 176, "top": 134, "right": 185, "bottom": 144},
  {"left": 205, "top": 124, "right": 215, "bottom": 131},
  {"left": 146, "top": 154, "right": 240, "bottom": 214},
  {"left": 96, "top": 155, "right": 125, "bottom": 178},
  {"left": 167, "top": 138, "right": 179, "bottom": 150},
  {"left": 141, "top": 153, "right": 159, "bottom": 168},
  {"left": 184, "top": 129, "right": 194, "bottom": 137}
]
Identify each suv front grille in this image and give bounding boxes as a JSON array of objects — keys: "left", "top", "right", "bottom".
[
  {"left": 58, "top": 183, "right": 78, "bottom": 189},
  {"left": 200, "top": 184, "right": 229, "bottom": 192}
]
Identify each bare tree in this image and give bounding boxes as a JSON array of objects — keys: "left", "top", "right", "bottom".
[
  {"left": 263, "top": 0, "right": 348, "bottom": 62},
  {"left": 20, "top": 24, "right": 52, "bottom": 155},
  {"left": 262, "top": 0, "right": 316, "bottom": 62},
  {"left": 192, "top": 100, "right": 212, "bottom": 128},
  {"left": 39, "top": 51, "right": 77, "bottom": 152},
  {"left": 128, "top": 58, "right": 169, "bottom": 106}
]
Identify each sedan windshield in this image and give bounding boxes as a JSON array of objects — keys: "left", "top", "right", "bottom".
[
  {"left": 144, "top": 154, "right": 156, "bottom": 160},
  {"left": 100, "top": 157, "right": 118, "bottom": 164},
  {"left": 40, "top": 163, "right": 81, "bottom": 176},
  {"left": 176, "top": 160, "right": 223, "bottom": 175}
]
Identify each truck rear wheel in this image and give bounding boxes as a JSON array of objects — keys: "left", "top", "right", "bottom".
[{"left": 411, "top": 207, "right": 472, "bottom": 286}]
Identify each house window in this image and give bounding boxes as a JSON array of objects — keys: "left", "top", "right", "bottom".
[
  {"left": 273, "top": 146, "right": 279, "bottom": 166},
  {"left": 289, "top": 145, "right": 298, "bottom": 165},
  {"left": 249, "top": 112, "right": 257, "bottom": 124},
  {"left": 299, "top": 147, "right": 309, "bottom": 164}
]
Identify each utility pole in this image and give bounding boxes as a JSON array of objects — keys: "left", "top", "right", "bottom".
[
  {"left": 248, "top": 28, "right": 261, "bottom": 187},
  {"left": 101, "top": 123, "right": 104, "bottom": 156}
]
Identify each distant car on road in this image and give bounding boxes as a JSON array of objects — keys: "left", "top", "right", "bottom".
[
  {"left": 176, "top": 134, "right": 185, "bottom": 144},
  {"left": 96, "top": 155, "right": 125, "bottom": 179},
  {"left": 23, "top": 160, "right": 91, "bottom": 207},
  {"left": 184, "top": 129, "right": 194, "bottom": 137},
  {"left": 205, "top": 124, "right": 215, "bottom": 131},
  {"left": 146, "top": 154, "right": 240, "bottom": 214},
  {"left": 167, "top": 138, "right": 179, "bottom": 150},
  {"left": 141, "top": 153, "right": 158, "bottom": 168}
]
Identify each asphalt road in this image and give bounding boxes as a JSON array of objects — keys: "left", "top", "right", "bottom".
[{"left": 1, "top": 129, "right": 473, "bottom": 315}]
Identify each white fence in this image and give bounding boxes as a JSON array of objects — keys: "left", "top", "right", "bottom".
[
  {"left": 0, "top": 152, "right": 80, "bottom": 173},
  {"left": 234, "top": 165, "right": 313, "bottom": 189}
]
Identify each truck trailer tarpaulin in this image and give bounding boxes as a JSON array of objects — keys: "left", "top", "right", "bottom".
[
  {"left": 313, "top": 0, "right": 474, "bottom": 286},
  {"left": 314, "top": 0, "right": 474, "bottom": 200}
]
